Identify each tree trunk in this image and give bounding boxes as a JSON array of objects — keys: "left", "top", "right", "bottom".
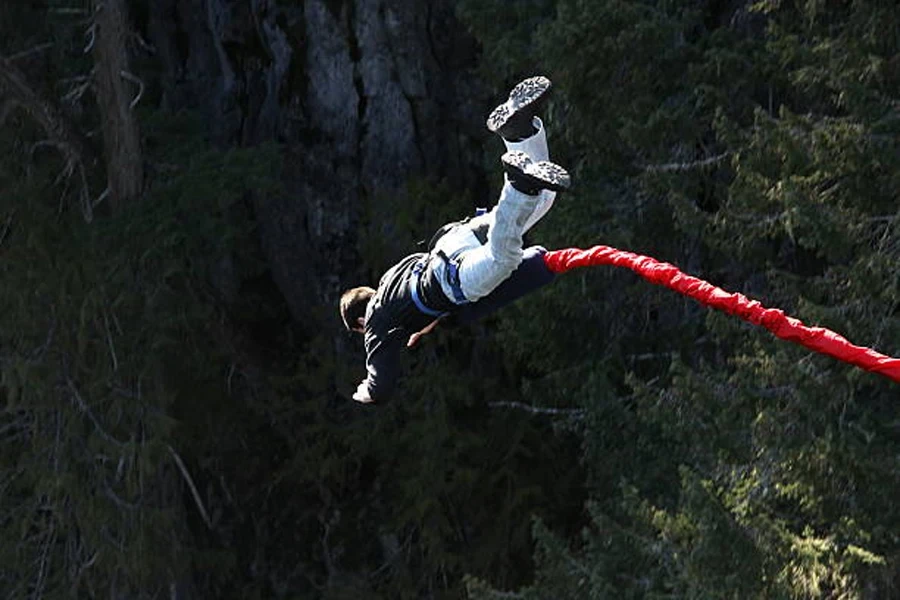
[{"left": 92, "top": 0, "right": 143, "bottom": 211}]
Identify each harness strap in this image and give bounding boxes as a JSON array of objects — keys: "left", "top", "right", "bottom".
[
  {"left": 438, "top": 249, "right": 470, "bottom": 305},
  {"left": 419, "top": 208, "right": 488, "bottom": 306},
  {"left": 410, "top": 259, "right": 449, "bottom": 317}
]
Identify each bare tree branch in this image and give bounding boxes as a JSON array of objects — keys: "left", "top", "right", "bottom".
[
  {"left": 8, "top": 43, "right": 54, "bottom": 63},
  {"left": 84, "top": 23, "right": 98, "bottom": 54},
  {"left": 33, "top": 524, "right": 56, "bottom": 600},
  {"left": 0, "top": 53, "right": 96, "bottom": 221},
  {"left": 0, "top": 416, "right": 31, "bottom": 441},
  {"left": 77, "top": 162, "right": 94, "bottom": 222},
  {"left": 92, "top": 186, "right": 109, "bottom": 208},
  {"left": 0, "top": 98, "right": 15, "bottom": 126},
  {"left": 49, "top": 7, "right": 89, "bottom": 16},
  {"left": 488, "top": 401, "right": 585, "bottom": 417},
  {"left": 119, "top": 70, "right": 144, "bottom": 109},
  {"left": 167, "top": 445, "right": 213, "bottom": 530},
  {"left": 115, "top": 453, "right": 126, "bottom": 482},
  {"left": 67, "top": 378, "right": 127, "bottom": 447},
  {"left": 71, "top": 551, "right": 98, "bottom": 585},
  {"left": 131, "top": 32, "right": 157, "bottom": 55},
  {"left": 474, "top": 590, "right": 525, "bottom": 600},
  {"left": 61, "top": 72, "right": 94, "bottom": 105},
  {"left": 104, "top": 482, "right": 141, "bottom": 510},
  {"left": 0, "top": 209, "right": 15, "bottom": 250},
  {"left": 102, "top": 309, "right": 119, "bottom": 371},
  {"left": 28, "top": 318, "right": 56, "bottom": 362},
  {"left": 642, "top": 152, "right": 732, "bottom": 174},
  {"left": 866, "top": 215, "right": 900, "bottom": 224},
  {"left": 30, "top": 139, "right": 69, "bottom": 160}
]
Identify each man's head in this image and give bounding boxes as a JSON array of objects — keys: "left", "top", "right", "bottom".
[{"left": 340, "top": 286, "right": 375, "bottom": 333}]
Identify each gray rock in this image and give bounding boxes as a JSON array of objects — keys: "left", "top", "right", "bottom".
[{"left": 147, "top": 0, "right": 487, "bottom": 327}]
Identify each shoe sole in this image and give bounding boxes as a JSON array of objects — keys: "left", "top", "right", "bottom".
[
  {"left": 502, "top": 150, "right": 571, "bottom": 192},
  {"left": 486, "top": 76, "right": 552, "bottom": 134}
]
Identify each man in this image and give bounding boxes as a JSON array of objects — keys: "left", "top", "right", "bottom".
[{"left": 340, "top": 76, "right": 570, "bottom": 403}]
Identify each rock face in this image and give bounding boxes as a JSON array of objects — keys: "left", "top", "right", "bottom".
[{"left": 146, "top": 0, "right": 487, "bottom": 327}]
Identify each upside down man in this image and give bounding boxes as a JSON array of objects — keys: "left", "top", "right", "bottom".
[{"left": 340, "top": 76, "right": 570, "bottom": 403}]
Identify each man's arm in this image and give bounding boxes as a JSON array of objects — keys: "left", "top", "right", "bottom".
[
  {"left": 354, "top": 327, "right": 405, "bottom": 403},
  {"left": 407, "top": 317, "right": 443, "bottom": 347}
]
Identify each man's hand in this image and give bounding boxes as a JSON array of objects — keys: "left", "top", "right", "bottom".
[
  {"left": 352, "top": 381, "right": 374, "bottom": 404},
  {"left": 407, "top": 317, "right": 442, "bottom": 348}
]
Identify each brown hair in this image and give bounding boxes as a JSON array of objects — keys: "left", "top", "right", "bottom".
[{"left": 339, "top": 286, "right": 375, "bottom": 331}]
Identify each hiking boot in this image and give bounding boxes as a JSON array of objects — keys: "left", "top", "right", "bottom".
[
  {"left": 501, "top": 150, "right": 571, "bottom": 195},
  {"left": 486, "top": 76, "right": 551, "bottom": 141}
]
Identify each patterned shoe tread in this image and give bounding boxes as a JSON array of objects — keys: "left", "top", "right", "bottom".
[
  {"left": 486, "top": 76, "right": 551, "bottom": 134},
  {"left": 501, "top": 150, "right": 570, "bottom": 192},
  {"left": 529, "top": 161, "right": 571, "bottom": 191}
]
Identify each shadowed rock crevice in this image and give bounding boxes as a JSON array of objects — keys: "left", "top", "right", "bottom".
[{"left": 146, "top": 0, "right": 486, "bottom": 332}]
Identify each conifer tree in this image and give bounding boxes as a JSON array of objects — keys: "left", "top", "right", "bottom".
[{"left": 461, "top": 0, "right": 900, "bottom": 597}]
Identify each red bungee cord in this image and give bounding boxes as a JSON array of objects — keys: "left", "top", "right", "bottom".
[{"left": 542, "top": 246, "right": 900, "bottom": 384}]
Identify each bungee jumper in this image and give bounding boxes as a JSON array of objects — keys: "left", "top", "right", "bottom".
[
  {"left": 340, "top": 77, "right": 900, "bottom": 404},
  {"left": 341, "top": 76, "right": 568, "bottom": 403}
]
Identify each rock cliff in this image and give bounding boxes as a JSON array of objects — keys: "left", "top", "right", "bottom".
[{"left": 146, "top": 0, "right": 488, "bottom": 327}]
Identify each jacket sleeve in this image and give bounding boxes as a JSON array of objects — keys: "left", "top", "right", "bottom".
[{"left": 362, "top": 327, "right": 405, "bottom": 402}]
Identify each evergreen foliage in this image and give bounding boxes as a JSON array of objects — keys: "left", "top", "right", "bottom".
[
  {"left": 0, "top": 102, "right": 280, "bottom": 596},
  {"left": 459, "top": 0, "right": 900, "bottom": 598}
]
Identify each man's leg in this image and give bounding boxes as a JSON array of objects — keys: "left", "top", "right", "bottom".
[
  {"left": 486, "top": 76, "right": 558, "bottom": 234},
  {"left": 432, "top": 76, "right": 555, "bottom": 260},
  {"left": 442, "top": 152, "right": 569, "bottom": 303},
  {"left": 453, "top": 179, "right": 542, "bottom": 302},
  {"left": 503, "top": 118, "right": 555, "bottom": 234},
  {"left": 432, "top": 76, "right": 569, "bottom": 304},
  {"left": 461, "top": 117, "right": 553, "bottom": 237}
]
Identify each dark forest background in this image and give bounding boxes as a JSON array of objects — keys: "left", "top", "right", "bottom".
[{"left": 1, "top": 0, "right": 899, "bottom": 598}]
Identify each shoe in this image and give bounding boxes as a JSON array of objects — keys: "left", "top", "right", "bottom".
[
  {"left": 501, "top": 150, "right": 570, "bottom": 195},
  {"left": 486, "top": 76, "right": 551, "bottom": 141}
]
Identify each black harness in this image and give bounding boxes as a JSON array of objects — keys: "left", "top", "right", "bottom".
[{"left": 410, "top": 214, "right": 491, "bottom": 315}]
